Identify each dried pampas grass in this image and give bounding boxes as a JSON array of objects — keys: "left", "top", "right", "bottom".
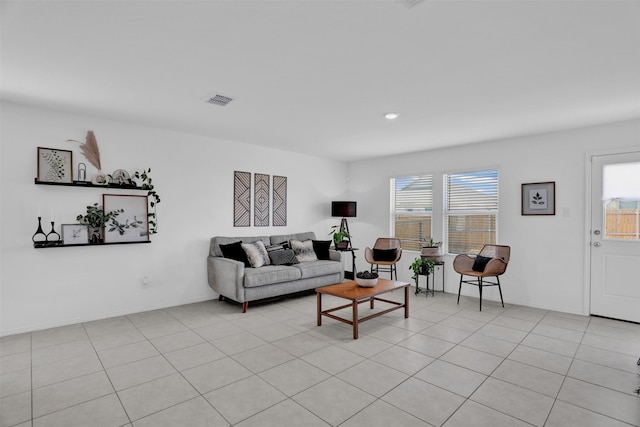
[{"left": 68, "top": 130, "right": 102, "bottom": 171}]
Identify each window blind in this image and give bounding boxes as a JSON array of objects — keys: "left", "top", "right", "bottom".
[
  {"left": 445, "top": 170, "right": 498, "bottom": 254},
  {"left": 392, "top": 175, "right": 433, "bottom": 251}
]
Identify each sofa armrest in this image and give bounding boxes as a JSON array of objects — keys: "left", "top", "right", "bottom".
[
  {"left": 207, "top": 256, "right": 245, "bottom": 302},
  {"left": 329, "top": 249, "right": 341, "bottom": 262}
]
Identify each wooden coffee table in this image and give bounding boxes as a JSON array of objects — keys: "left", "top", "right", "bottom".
[{"left": 316, "top": 278, "right": 410, "bottom": 339}]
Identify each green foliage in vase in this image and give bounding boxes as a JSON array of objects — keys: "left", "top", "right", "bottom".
[
  {"left": 409, "top": 257, "right": 435, "bottom": 280},
  {"left": 76, "top": 203, "right": 123, "bottom": 230},
  {"left": 329, "top": 225, "right": 350, "bottom": 245}
]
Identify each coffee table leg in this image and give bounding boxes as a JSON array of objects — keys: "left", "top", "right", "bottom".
[
  {"left": 352, "top": 300, "right": 359, "bottom": 339},
  {"left": 404, "top": 286, "right": 409, "bottom": 318},
  {"left": 317, "top": 293, "right": 322, "bottom": 326}
]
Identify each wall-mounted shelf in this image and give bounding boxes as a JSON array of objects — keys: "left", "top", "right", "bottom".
[
  {"left": 34, "top": 241, "right": 151, "bottom": 249},
  {"left": 34, "top": 178, "right": 146, "bottom": 191}
]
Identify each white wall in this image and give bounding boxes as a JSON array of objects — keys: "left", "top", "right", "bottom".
[
  {"left": 0, "top": 102, "right": 348, "bottom": 335},
  {"left": 346, "top": 119, "right": 640, "bottom": 315}
]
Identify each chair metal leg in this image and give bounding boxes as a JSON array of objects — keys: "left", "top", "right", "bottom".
[
  {"left": 497, "top": 276, "right": 504, "bottom": 307},
  {"left": 478, "top": 277, "right": 483, "bottom": 311},
  {"left": 457, "top": 275, "right": 463, "bottom": 305}
]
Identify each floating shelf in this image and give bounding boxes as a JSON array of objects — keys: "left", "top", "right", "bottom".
[
  {"left": 34, "top": 178, "right": 146, "bottom": 191},
  {"left": 34, "top": 241, "right": 151, "bottom": 249}
]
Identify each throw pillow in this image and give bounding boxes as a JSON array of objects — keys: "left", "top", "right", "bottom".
[
  {"left": 472, "top": 255, "right": 492, "bottom": 272},
  {"left": 290, "top": 239, "right": 318, "bottom": 262},
  {"left": 241, "top": 241, "right": 271, "bottom": 268},
  {"left": 269, "top": 249, "right": 299, "bottom": 265},
  {"left": 220, "top": 241, "right": 250, "bottom": 266},
  {"left": 312, "top": 240, "right": 332, "bottom": 260},
  {"left": 373, "top": 248, "right": 397, "bottom": 262}
]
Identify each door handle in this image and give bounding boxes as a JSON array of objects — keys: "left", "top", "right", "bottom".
[{"left": 593, "top": 242, "right": 601, "bottom": 247}]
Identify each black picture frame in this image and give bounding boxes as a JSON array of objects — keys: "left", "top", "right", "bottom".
[{"left": 522, "top": 182, "right": 556, "bottom": 215}]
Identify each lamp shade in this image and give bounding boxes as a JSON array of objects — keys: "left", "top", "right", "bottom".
[{"left": 332, "top": 201, "right": 357, "bottom": 218}]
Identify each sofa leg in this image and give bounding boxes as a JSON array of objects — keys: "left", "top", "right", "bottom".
[
  {"left": 218, "top": 295, "right": 224, "bottom": 301},
  {"left": 242, "top": 302, "right": 248, "bottom": 313}
]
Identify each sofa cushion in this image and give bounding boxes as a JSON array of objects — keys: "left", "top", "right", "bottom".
[
  {"left": 220, "top": 241, "right": 250, "bottom": 266},
  {"left": 269, "top": 249, "right": 299, "bottom": 266},
  {"left": 290, "top": 239, "right": 318, "bottom": 262},
  {"left": 270, "top": 232, "right": 316, "bottom": 246},
  {"left": 472, "top": 255, "right": 492, "bottom": 272},
  {"left": 294, "top": 259, "right": 342, "bottom": 279},
  {"left": 312, "top": 240, "right": 332, "bottom": 260},
  {"left": 373, "top": 248, "right": 398, "bottom": 262},
  {"left": 242, "top": 241, "right": 271, "bottom": 268},
  {"left": 211, "top": 236, "right": 270, "bottom": 257},
  {"left": 243, "top": 265, "right": 302, "bottom": 288}
]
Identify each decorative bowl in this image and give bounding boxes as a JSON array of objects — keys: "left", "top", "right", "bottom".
[{"left": 355, "top": 277, "right": 378, "bottom": 287}]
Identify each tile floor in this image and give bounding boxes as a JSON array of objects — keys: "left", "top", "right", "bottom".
[{"left": 1, "top": 290, "right": 639, "bottom": 427}]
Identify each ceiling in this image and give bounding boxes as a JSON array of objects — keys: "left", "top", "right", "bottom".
[{"left": 2, "top": 0, "right": 639, "bottom": 162}]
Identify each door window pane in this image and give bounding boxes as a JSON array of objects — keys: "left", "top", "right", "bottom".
[{"left": 603, "top": 162, "right": 640, "bottom": 240}]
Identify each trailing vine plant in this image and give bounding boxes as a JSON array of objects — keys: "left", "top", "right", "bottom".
[{"left": 133, "top": 168, "right": 161, "bottom": 234}]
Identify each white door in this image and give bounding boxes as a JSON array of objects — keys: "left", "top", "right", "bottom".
[{"left": 590, "top": 151, "right": 640, "bottom": 323}]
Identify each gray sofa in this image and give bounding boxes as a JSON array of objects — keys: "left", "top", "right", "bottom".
[{"left": 207, "top": 231, "right": 343, "bottom": 312}]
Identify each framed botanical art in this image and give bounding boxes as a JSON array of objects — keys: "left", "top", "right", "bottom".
[
  {"left": 61, "top": 224, "right": 89, "bottom": 245},
  {"left": 522, "top": 181, "right": 556, "bottom": 215},
  {"left": 37, "top": 147, "right": 73, "bottom": 183},
  {"left": 103, "top": 194, "right": 149, "bottom": 243}
]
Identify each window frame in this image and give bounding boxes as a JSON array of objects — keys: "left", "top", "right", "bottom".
[
  {"left": 443, "top": 168, "right": 499, "bottom": 255},
  {"left": 390, "top": 174, "right": 434, "bottom": 251}
]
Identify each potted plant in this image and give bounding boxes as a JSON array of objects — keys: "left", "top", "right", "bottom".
[
  {"left": 76, "top": 203, "right": 124, "bottom": 244},
  {"left": 409, "top": 257, "right": 435, "bottom": 281},
  {"left": 421, "top": 238, "right": 443, "bottom": 263},
  {"left": 329, "top": 225, "right": 351, "bottom": 249}
]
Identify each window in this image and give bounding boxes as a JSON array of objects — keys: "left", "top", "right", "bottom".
[
  {"left": 391, "top": 175, "right": 433, "bottom": 251},
  {"left": 445, "top": 169, "right": 498, "bottom": 254},
  {"left": 603, "top": 162, "right": 640, "bottom": 240}
]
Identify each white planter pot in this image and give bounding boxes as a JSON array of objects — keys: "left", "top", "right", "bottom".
[{"left": 421, "top": 246, "right": 443, "bottom": 263}]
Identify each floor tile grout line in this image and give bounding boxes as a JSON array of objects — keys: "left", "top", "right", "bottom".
[{"left": 9, "top": 292, "right": 639, "bottom": 427}]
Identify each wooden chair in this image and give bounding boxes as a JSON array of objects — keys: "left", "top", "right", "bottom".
[
  {"left": 453, "top": 244, "right": 510, "bottom": 311},
  {"left": 364, "top": 238, "right": 403, "bottom": 280}
]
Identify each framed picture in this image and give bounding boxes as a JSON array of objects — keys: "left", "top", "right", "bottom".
[
  {"left": 37, "top": 147, "right": 73, "bottom": 183},
  {"left": 522, "top": 181, "right": 556, "bottom": 215},
  {"left": 61, "top": 224, "right": 89, "bottom": 245},
  {"left": 103, "top": 194, "right": 149, "bottom": 243}
]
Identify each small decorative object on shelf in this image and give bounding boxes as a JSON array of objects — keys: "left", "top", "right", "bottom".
[
  {"left": 46, "top": 221, "right": 62, "bottom": 246},
  {"left": 111, "top": 169, "right": 135, "bottom": 187},
  {"left": 37, "top": 147, "right": 73, "bottom": 183},
  {"left": 78, "top": 163, "right": 87, "bottom": 181},
  {"left": 32, "top": 217, "right": 47, "bottom": 247},
  {"left": 355, "top": 271, "right": 378, "bottom": 287},
  {"left": 76, "top": 203, "right": 124, "bottom": 244}
]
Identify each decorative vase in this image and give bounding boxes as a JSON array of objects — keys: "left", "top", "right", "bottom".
[
  {"left": 46, "top": 221, "right": 61, "bottom": 245},
  {"left": 336, "top": 241, "right": 349, "bottom": 250},
  {"left": 32, "top": 216, "right": 47, "bottom": 247},
  {"left": 421, "top": 245, "right": 443, "bottom": 263},
  {"left": 92, "top": 171, "right": 109, "bottom": 185},
  {"left": 89, "top": 227, "right": 103, "bottom": 244}
]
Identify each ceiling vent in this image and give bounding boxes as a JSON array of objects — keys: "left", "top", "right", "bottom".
[
  {"left": 398, "top": 0, "right": 423, "bottom": 7},
  {"left": 206, "top": 94, "right": 234, "bottom": 107}
]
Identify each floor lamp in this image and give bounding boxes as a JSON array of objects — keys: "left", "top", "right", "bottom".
[{"left": 331, "top": 201, "right": 357, "bottom": 250}]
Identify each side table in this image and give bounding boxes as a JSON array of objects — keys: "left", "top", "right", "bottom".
[
  {"left": 415, "top": 261, "right": 445, "bottom": 297},
  {"left": 334, "top": 247, "right": 358, "bottom": 280}
]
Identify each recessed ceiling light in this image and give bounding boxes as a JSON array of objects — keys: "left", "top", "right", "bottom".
[{"left": 384, "top": 113, "right": 399, "bottom": 120}]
